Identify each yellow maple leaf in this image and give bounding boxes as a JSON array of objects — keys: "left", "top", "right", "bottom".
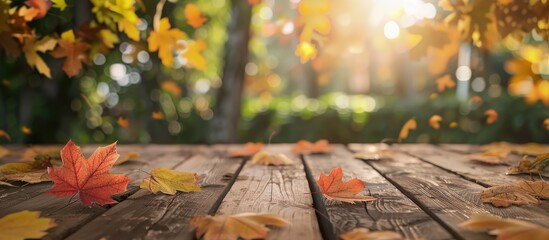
[
  {"left": 99, "top": 29, "right": 119, "bottom": 48},
  {"left": 398, "top": 118, "right": 417, "bottom": 141},
  {"left": 52, "top": 0, "right": 67, "bottom": 10},
  {"left": 429, "top": 115, "right": 442, "bottom": 130},
  {"left": 21, "top": 126, "right": 31, "bottom": 134},
  {"left": 23, "top": 35, "right": 57, "bottom": 78},
  {"left": 297, "top": 0, "right": 330, "bottom": 41},
  {"left": 184, "top": 3, "right": 207, "bottom": 28},
  {"left": 0, "top": 210, "right": 56, "bottom": 240},
  {"left": 140, "top": 167, "right": 202, "bottom": 195},
  {"left": 91, "top": 0, "right": 139, "bottom": 40},
  {"left": 148, "top": 18, "right": 186, "bottom": 67},
  {"left": 182, "top": 40, "right": 207, "bottom": 70},
  {"left": 190, "top": 213, "right": 289, "bottom": 240},
  {"left": 295, "top": 41, "right": 317, "bottom": 63}
]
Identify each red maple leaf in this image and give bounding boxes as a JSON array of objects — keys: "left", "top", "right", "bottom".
[{"left": 47, "top": 140, "right": 130, "bottom": 207}]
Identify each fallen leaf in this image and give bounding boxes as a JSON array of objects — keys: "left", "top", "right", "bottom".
[
  {"left": 0, "top": 130, "right": 11, "bottom": 141},
  {"left": 0, "top": 180, "right": 15, "bottom": 187},
  {"left": 117, "top": 117, "right": 129, "bottom": 128},
  {"left": 316, "top": 167, "right": 377, "bottom": 203},
  {"left": 507, "top": 153, "right": 549, "bottom": 175},
  {"left": 398, "top": 118, "right": 417, "bottom": 141},
  {"left": 228, "top": 142, "right": 264, "bottom": 157},
  {"left": 161, "top": 80, "right": 182, "bottom": 97},
  {"left": 148, "top": 18, "right": 186, "bottom": 67},
  {"left": 352, "top": 144, "right": 394, "bottom": 161},
  {"left": 140, "top": 167, "right": 202, "bottom": 195},
  {"left": 481, "top": 180, "right": 548, "bottom": 207},
  {"left": 47, "top": 140, "right": 130, "bottom": 207},
  {"left": 467, "top": 149, "right": 510, "bottom": 165},
  {"left": 436, "top": 74, "right": 456, "bottom": 93},
  {"left": 484, "top": 109, "right": 498, "bottom": 124},
  {"left": 190, "top": 212, "right": 289, "bottom": 240},
  {"left": 21, "top": 146, "right": 61, "bottom": 162},
  {"left": 460, "top": 213, "right": 549, "bottom": 240},
  {"left": 22, "top": 35, "right": 57, "bottom": 78},
  {"left": 21, "top": 126, "right": 31, "bottom": 134},
  {"left": 516, "top": 180, "right": 549, "bottom": 199},
  {"left": 429, "top": 115, "right": 442, "bottom": 130},
  {"left": 512, "top": 143, "right": 549, "bottom": 155},
  {"left": 2, "top": 171, "right": 50, "bottom": 184},
  {"left": 50, "top": 30, "right": 91, "bottom": 77},
  {"left": 114, "top": 151, "right": 140, "bottom": 165},
  {"left": 151, "top": 111, "right": 164, "bottom": 120},
  {"left": 185, "top": 3, "right": 207, "bottom": 28},
  {"left": 0, "top": 146, "right": 12, "bottom": 159},
  {"left": 293, "top": 139, "right": 331, "bottom": 155},
  {"left": 340, "top": 228, "right": 404, "bottom": 240},
  {"left": 250, "top": 151, "right": 294, "bottom": 166},
  {"left": 0, "top": 210, "right": 56, "bottom": 240}
]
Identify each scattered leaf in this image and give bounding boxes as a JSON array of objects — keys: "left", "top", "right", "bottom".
[
  {"left": 460, "top": 213, "right": 549, "bottom": 240},
  {"left": 250, "top": 151, "right": 294, "bottom": 166},
  {"left": 185, "top": 3, "right": 207, "bottom": 28},
  {"left": 117, "top": 117, "right": 129, "bottom": 128},
  {"left": 340, "top": 228, "right": 404, "bottom": 240},
  {"left": 484, "top": 109, "right": 498, "bottom": 124},
  {"left": 0, "top": 210, "right": 56, "bottom": 240},
  {"left": 507, "top": 153, "right": 549, "bottom": 175},
  {"left": 429, "top": 115, "right": 442, "bottom": 130},
  {"left": 161, "top": 80, "right": 182, "bottom": 97},
  {"left": 467, "top": 149, "right": 510, "bottom": 165},
  {"left": 47, "top": 140, "right": 130, "bottom": 207},
  {"left": 140, "top": 167, "right": 202, "bottom": 195},
  {"left": 151, "top": 111, "right": 165, "bottom": 120},
  {"left": 0, "top": 146, "right": 12, "bottom": 159},
  {"left": 50, "top": 30, "right": 91, "bottom": 77},
  {"left": 228, "top": 142, "right": 264, "bottom": 157},
  {"left": 190, "top": 212, "right": 289, "bottom": 240},
  {"left": 481, "top": 185, "right": 539, "bottom": 207},
  {"left": 114, "top": 151, "right": 140, "bottom": 165},
  {"left": 436, "top": 74, "right": 456, "bottom": 93},
  {"left": 316, "top": 167, "right": 377, "bottom": 203},
  {"left": 398, "top": 118, "right": 417, "bottom": 141},
  {"left": 353, "top": 144, "right": 394, "bottom": 161},
  {"left": 21, "top": 126, "right": 31, "bottom": 134},
  {"left": 513, "top": 143, "right": 549, "bottom": 155},
  {"left": 182, "top": 39, "right": 207, "bottom": 70},
  {"left": 2, "top": 171, "right": 50, "bottom": 184},
  {"left": 21, "top": 146, "right": 61, "bottom": 162},
  {"left": 0, "top": 130, "right": 11, "bottom": 141},
  {"left": 293, "top": 139, "right": 331, "bottom": 155}
]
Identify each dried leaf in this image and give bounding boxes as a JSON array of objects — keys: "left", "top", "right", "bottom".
[
  {"left": 148, "top": 18, "right": 186, "bottom": 67},
  {"left": 460, "top": 214, "right": 549, "bottom": 240},
  {"left": 398, "top": 118, "right": 416, "bottom": 141},
  {"left": 140, "top": 167, "right": 202, "bottom": 195},
  {"left": 467, "top": 149, "right": 510, "bottom": 165},
  {"left": 293, "top": 139, "right": 331, "bottom": 155},
  {"left": 512, "top": 143, "right": 549, "bottom": 155},
  {"left": 436, "top": 74, "right": 455, "bottom": 93},
  {"left": 114, "top": 151, "right": 140, "bottom": 165},
  {"left": 481, "top": 180, "right": 548, "bottom": 207},
  {"left": 507, "top": 153, "right": 549, "bottom": 175},
  {"left": 228, "top": 142, "right": 264, "bottom": 157},
  {"left": 190, "top": 212, "right": 289, "bottom": 240},
  {"left": 0, "top": 210, "right": 56, "bottom": 240},
  {"left": 0, "top": 130, "right": 10, "bottom": 141},
  {"left": 0, "top": 146, "right": 12, "bottom": 159},
  {"left": 295, "top": 41, "right": 317, "bottom": 63},
  {"left": 47, "top": 140, "right": 130, "bottom": 207},
  {"left": 22, "top": 35, "right": 57, "bottom": 78},
  {"left": 484, "top": 109, "right": 498, "bottom": 124},
  {"left": 429, "top": 115, "right": 442, "bottom": 130},
  {"left": 340, "top": 228, "right": 404, "bottom": 240},
  {"left": 317, "top": 167, "right": 377, "bottom": 203},
  {"left": 21, "top": 146, "right": 61, "bottom": 162},
  {"left": 352, "top": 144, "right": 394, "bottom": 161},
  {"left": 250, "top": 151, "right": 294, "bottom": 166},
  {"left": 184, "top": 3, "right": 207, "bottom": 28},
  {"left": 2, "top": 171, "right": 50, "bottom": 184}
]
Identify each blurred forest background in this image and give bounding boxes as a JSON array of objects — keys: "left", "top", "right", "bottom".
[{"left": 1, "top": 0, "right": 549, "bottom": 144}]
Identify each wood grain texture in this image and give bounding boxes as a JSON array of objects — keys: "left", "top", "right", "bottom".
[
  {"left": 304, "top": 145, "right": 452, "bottom": 240},
  {"left": 216, "top": 144, "right": 322, "bottom": 240},
  {"left": 0, "top": 145, "right": 195, "bottom": 240},
  {"left": 67, "top": 145, "right": 244, "bottom": 240},
  {"left": 394, "top": 144, "right": 543, "bottom": 186},
  {"left": 351, "top": 144, "right": 549, "bottom": 240}
]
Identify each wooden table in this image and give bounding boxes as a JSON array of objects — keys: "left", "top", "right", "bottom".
[{"left": 0, "top": 144, "right": 548, "bottom": 240}]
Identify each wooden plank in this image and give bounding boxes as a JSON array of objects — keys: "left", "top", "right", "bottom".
[
  {"left": 67, "top": 145, "right": 244, "bottom": 239},
  {"left": 0, "top": 145, "right": 195, "bottom": 240},
  {"left": 216, "top": 144, "right": 322, "bottom": 240},
  {"left": 395, "top": 144, "right": 543, "bottom": 186},
  {"left": 303, "top": 145, "right": 452, "bottom": 239},
  {"left": 350, "top": 144, "right": 549, "bottom": 240}
]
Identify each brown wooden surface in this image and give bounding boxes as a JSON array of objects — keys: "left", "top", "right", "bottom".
[{"left": 0, "top": 143, "right": 548, "bottom": 240}]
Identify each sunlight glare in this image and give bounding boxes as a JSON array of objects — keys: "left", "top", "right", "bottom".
[{"left": 384, "top": 21, "right": 400, "bottom": 39}]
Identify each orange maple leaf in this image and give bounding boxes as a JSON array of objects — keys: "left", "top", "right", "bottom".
[
  {"left": 50, "top": 30, "right": 90, "bottom": 77},
  {"left": 47, "top": 140, "right": 130, "bottom": 207},
  {"left": 436, "top": 74, "right": 456, "bottom": 93},
  {"left": 293, "top": 139, "right": 331, "bottom": 154},
  {"left": 185, "top": 3, "right": 207, "bottom": 28},
  {"left": 19, "top": 0, "right": 51, "bottom": 21},
  {"left": 484, "top": 109, "right": 498, "bottom": 124},
  {"left": 117, "top": 117, "right": 129, "bottom": 128},
  {"left": 429, "top": 115, "right": 442, "bottom": 130},
  {"left": 228, "top": 142, "right": 264, "bottom": 157},
  {"left": 398, "top": 118, "right": 416, "bottom": 141},
  {"left": 316, "top": 167, "right": 377, "bottom": 203}
]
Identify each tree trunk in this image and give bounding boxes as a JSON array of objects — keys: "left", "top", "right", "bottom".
[
  {"left": 303, "top": 62, "right": 319, "bottom": 98},
  {"left": 208, "top": 0, "right": 252, "bottom": 143}
]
